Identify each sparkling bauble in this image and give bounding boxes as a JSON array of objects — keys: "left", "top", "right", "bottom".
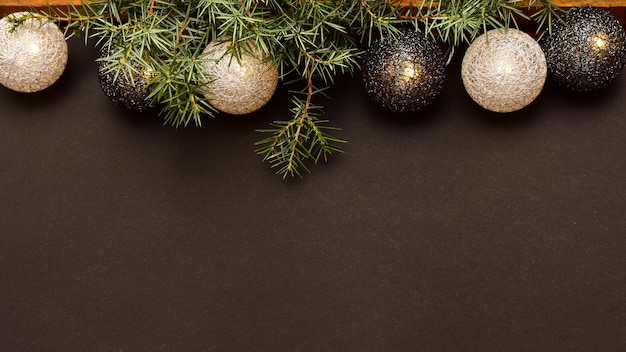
[
  {"left": 97, "top": 47, "right": 157, "bottom": 112},
  {"left": 200, "top": 39, "right": 279, "bottom": 115},
  {"left": 539, "top": 6, "right": 626, "bottom": 92},
  {"left": 0, "top": 12, "right": 68, "bottom": 93},
  {"left": 462, "top": 29, "right": 547, "bottom": 113},
  {"left": 362, "top": 29, "right": 446, "bottom": 113}
]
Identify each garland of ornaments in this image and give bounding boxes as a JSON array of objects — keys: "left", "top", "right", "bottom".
[
  {"left": 0, "top": 6, "right": 625, "bottom": 115},
  {"left": 363, "top": 6, "right": 626, "bottom": 114}
]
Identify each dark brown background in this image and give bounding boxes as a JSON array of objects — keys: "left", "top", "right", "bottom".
[{"left": 1, "top": 35, "right": 625, "bottom": 351}]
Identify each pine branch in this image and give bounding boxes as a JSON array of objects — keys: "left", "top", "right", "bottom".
[
  {"left": 529, "top": 0, "right": 564, "bottom": 34},
  {"left": 405, "top": 0, "right": 562, "bottom": 45},
  {"left": 19, "top": 0, "right": 562, "bottom": 178},
  {"left": 255, "top": 69, "right": 345, "bottom": 178}
]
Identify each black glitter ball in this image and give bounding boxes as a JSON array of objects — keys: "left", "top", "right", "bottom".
[
  {"left": 97, "top": 47, "right": 157, "bottom": 112},
  {"left": 539, "top": 6, "right": 626, "bottom": 92},
  {"left": 362, "top": 29, "right": 446, "bottom": 113}
]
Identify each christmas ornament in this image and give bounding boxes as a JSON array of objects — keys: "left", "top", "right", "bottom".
[
  {"left": 462, "top": 29, "right": 547, "bottom": 113},
  {"left": 97, "top": 47, "right": 157, "bottom": 112},
  {"left": 200, "top": 39, "right": 279, "bottom": 115},
  {"left": 362, "top": 29, "right": 446, "bottom": 113},
  {"left": 0, "top": 12, "right": 68, "bottom": 93},
  {"left": 539, "top": 6, "right": 626, "bottom": 92}
]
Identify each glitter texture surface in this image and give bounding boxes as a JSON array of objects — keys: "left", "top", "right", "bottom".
[
  {"left": 0, "top": 12, "right": 68, "bottom": 93},
  {"left": 201, "top": 40, "right": 279, "bottom": 115},
  {"left": 539, "top": 6, "right": 626, "bottom": 92},
  {"left": 362, "top": 29, "right": 446, "bottom": 113},
  {"left": 462, "top": 29, "right": 547, "bottom": 113},
  {"left": 97, "top": 48, "right": 157, "bottom": 113}
]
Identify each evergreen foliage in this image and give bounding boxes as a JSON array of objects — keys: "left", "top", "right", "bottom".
[{"left": 11, "top": 0, "right": 560, "bottom": 178}]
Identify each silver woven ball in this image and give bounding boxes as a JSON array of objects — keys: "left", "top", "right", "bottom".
[
  {"left": 539, "top": 6, "right": 626, "bottom": 92},
  {"left": 200, "top": 39, "right": 279, "bottom": 115},
  {"left": 462, "top": 29, "right": 547, "bottom": 113},
  {"left": 0, "top": 12, "right": 68, "bottom": 93}
]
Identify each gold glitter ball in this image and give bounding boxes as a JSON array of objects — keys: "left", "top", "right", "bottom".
[
  {"left": 200, "top": 39, "right": 279, "bottom": 115},
  {"left": 462, "top": 29, "right": 547, "bottom": 113},
  {"left": 0, "top": 12, "right": 68, "bottom": 93}
]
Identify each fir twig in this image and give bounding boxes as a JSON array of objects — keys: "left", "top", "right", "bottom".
[{"left": 255, "top": 68, "right": 345, "bottom": 178}]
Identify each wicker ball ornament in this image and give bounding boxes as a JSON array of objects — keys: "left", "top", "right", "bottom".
[
  {"left": 539, "top": 6, "right": 626, "bottom": 92},
  {"left": 97, "top": 48, "right": 157, "bottom": 112},
  {"left": 362, "top": 29, "right": 446, "bottom": 113},
  {"left": 0, "top": 12, "right": 68, "bottom": 93},
  {"left": 200, "top": 40, "right": 279, "bottom": 115},
  {"left": 462, "top": 29, "right": 547, "bottom": 113}
]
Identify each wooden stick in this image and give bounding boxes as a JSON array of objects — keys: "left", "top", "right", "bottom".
[
  {"left": 397, "top": 0, "right": 626, "bottom": 5},
  {"left": 1, "top": 0, "right": 625, "bottom": 18},
  {"left": 1, "top": 0, "right": 626, "bottom": 7},
  {"left": 1, "top": 0, "right": 82, "bottom": 6}
]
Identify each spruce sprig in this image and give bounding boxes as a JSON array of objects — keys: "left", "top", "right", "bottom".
[
  {"left": 255, "top": 69, "right": 345, "bottom": 178},
  {"left": 409, "top": 0, "right": 560, "bottom": 46}
]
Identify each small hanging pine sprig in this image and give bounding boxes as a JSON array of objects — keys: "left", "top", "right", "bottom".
[
  {"left": 250, "top": 0, "right": 404, "bottom": 177},
  {"left": 255, "top": 68, "right": 346, "bottom": 178},
  {"left": 20, "top": 0, "right": 561, "bottom": 178}
]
